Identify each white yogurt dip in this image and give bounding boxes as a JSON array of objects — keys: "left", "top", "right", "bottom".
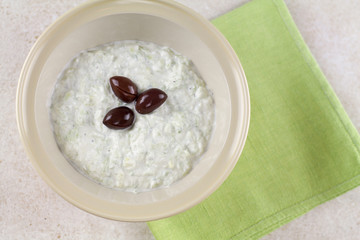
[{"left": 50, "top": 40, "right": 215, "bottom": 192}]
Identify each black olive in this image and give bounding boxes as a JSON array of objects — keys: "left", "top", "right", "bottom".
[
  {"left": 103, "top": 106, "right": 135, "bottom": 129},
  {"left": 135, "top": 88, "right": 167, "bottom": 114}
]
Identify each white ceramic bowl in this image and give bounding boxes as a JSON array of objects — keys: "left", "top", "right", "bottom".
[{"left": 16, "top": 0, "right": 250, "bottom": 221}]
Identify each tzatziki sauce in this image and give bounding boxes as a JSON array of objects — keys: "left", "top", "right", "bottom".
[{"left": 50, "top": 40, "right": 215, "bottom": 192}]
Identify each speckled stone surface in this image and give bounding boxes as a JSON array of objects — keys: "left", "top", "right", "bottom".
[{"left": 0, "top": 0, "right": 359, "bottom": 239}]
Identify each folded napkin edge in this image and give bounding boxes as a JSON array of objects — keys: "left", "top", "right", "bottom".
[
  {"left": 229, "top": 174, "right": 360, "bottom": 239},
  {"left": 271, "top": 0, "right": 360, "bottom": 155}
]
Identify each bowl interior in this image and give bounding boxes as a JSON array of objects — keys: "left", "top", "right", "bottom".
[{"left": 19, "top": 0, "right": 249, "bottom": 221}]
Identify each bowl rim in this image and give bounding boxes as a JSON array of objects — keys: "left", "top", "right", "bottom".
[{"left": 16, "top": 0, "right": 250, "bottom": 221}]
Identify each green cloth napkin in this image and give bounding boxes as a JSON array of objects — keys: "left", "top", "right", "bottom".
[{"left": 148, "top": 0, "right": 360, "bottom": 239}]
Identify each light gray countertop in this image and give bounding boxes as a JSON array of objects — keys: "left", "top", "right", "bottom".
[{"left": 0, "top": 0, "right": 359, "bottom": 239}]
